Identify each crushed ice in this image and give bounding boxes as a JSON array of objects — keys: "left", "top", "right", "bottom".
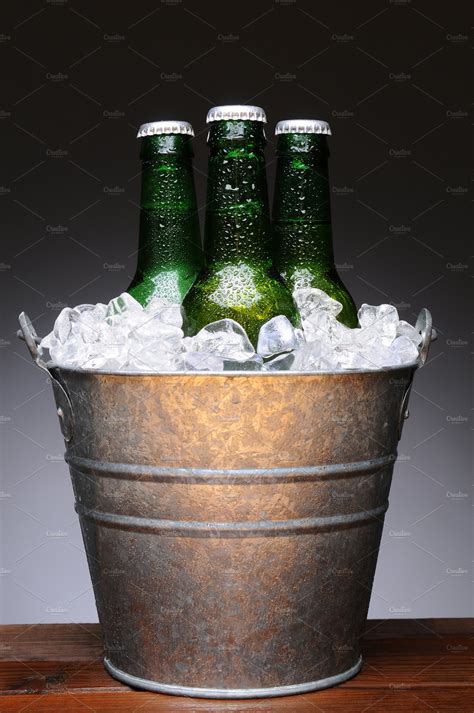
[{"left": 39, "top": 288, "right": 423, "bottom": 372}]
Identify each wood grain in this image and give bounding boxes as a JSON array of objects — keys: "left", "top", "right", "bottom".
[{"left": 0, "top": 620, "right": 472, "bottom": 712}]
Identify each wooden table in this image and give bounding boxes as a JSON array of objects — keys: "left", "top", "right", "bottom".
[{"left": 0, "top": 620, "right": 471, "bottom": 711}]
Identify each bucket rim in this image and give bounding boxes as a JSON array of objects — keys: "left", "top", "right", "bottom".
[
  {"left": 103, "top": 655, "right": 363, "bottom": 698},
  {"left": 50, "top": 359, "right": 419, "bottom": 378}
]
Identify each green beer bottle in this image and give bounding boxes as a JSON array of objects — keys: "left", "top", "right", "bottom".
[
  {"left": 183, "top": 105, "right": 298, "bottom": 345},
  {"left": 128, "top": 120, "right": 202, "bottom": 305},
  {"left": 272, "top": 119, "right": 358, "bottom": 327}
]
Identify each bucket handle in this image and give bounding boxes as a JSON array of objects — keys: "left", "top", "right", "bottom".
[
  {"left": 415, "top": 307, "right": 434, "bottom": 367},
  {"left": 398, "top": 308, "right": 434, "bottom": 439},
  {"left": 17, "top": 312, "right": 74, "bottom": 442}
]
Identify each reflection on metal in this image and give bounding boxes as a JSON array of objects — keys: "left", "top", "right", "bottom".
[
  {"left": 104, "top": 655, "right": 363, "bottom": 699},
  {"left": 75, "top": 502, "right": 389, "bottom": 536},
  {"left": 415, "top": 307, "right": 433, "bottom": 366},
  {"left": 66, "top": 452, "right": 397, "bottom": 482},
  {"left": 19, "top": 309, "right": 432, "bottom": 698}
]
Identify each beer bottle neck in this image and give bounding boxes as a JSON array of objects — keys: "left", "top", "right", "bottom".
[
  {"left": 273, "top": 134, "right": 335, "bottom": 270},
  {"left": 137, "top": 134, "right": 198, "bottom": 270},
  {"left": 204, "top": 120, "right": 272, "bottom": 267}
]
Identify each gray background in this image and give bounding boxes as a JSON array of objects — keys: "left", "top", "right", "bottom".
[{"left": 0, "top": 0, "right": 471, "bottom": 624}]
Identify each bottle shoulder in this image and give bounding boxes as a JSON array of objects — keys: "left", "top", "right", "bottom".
[{"left": 183, "top": 263, "right": 299, "bottom": 344}]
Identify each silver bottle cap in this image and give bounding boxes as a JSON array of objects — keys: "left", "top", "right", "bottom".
[
  {"left": 275, "top": 119, "right": 332, "bottom": 136},
  {"left": 136, "top": 120, "right": 194, "bottom": 138},
  {"left": 206, "top": 105, "right": 267, "bottom": 123}
]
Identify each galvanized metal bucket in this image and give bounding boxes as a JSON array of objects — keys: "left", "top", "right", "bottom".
[{"left": 19, "top": 309, "right": 432, "bottom": 699}]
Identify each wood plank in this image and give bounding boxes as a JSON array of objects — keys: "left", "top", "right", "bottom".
[
  {"left": 1, "top": 619, "right": 471, "bottom": 660},
  {"left": 0, "top": 636, "right": 472, "bottom": 695},
  {"left": 0, "top": 620, "right": 471, "bottom": 711},
  {"left": 0, "top": 689, "right": 472, "bottom": 712},
  {"left": 0, "top": 661, "right": 123, "bottom": 694},
  {"left": 0, "top": 624, "right": 102, "bottom": 662},
  {"left": 358, "top": 633, "right": 473, "bottom": 686},
  {"left": 362, "top": 617, "right": 473, "bottom": 639}
]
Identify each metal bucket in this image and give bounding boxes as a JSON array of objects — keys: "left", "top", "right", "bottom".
[{"left": 19, "top": 309, "right": 432, "bottom": 699}]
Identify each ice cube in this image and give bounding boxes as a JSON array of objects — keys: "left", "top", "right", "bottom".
[
  {"left": 396, "top": 320, "right": 422, "bottom": 346},
  {"left": 294, "top": 327, "right": 306, "bottom": 347},
  {"left": 181, "top": 336, "right": 196, "bottom": 352},
  {"left": 192, "top": 319, "right": 255, "bottom": 361},
  {"left": 84, "top": 339, "right": 129, "bottom": 369},
  {"left": 66, "top": 303, "right": 109, "bottom": 348},
  {"left": 83, "top": 303, "right": 108, "bottom": 320},
  {"left": 257, "top": 316, "right": 298, "bottom": 357},
  {"left": 291, "top": 341, "right": 339, "bottom": 372},
  {"left": 73, "top": 303, "right": 95, "bottom": 312},
  {"left": 183, "top": 351, "right": 224, "bottom": 371},
  {"left": 301, "top": 311, "right": 341, "bottom": 346},
  {"left": 127, "top": 342, "right": 182, "bottom": 372},
  {"left": 106, "top": 292, "right": 142, "bottom": 318},
  {"left": 53, "top": 308, "right": 74, "bottom": 344},
  {"left": 337, "top": 348, "right": 373, "bottom": 370},
  {"left": 263, "top": 352, "right": 295, "bottom": 371},
  {"left": 223, "top": 354, "right": 263, "bottom": 371},
  {"left": 357, "top": 343, "right": 397, "bottom": 369},
  {"left": 144, "top": 296, "right": 168, "bottom": 314},
  {"left": 49, "top": 338, "right": 89, "bottom": 368},
  {"left": 73, "top": 303, "right": 107, "bottom": 319},
  {"left": 223, "top": 361, "right": 262, "bottom": 371},
  {"left": 40, "top": 331, "right": 58, "bottom": 351},
  {"left": 70, "top": 311, "right": 103, "bottom": 344},
  {"left": 159, "top": 305, "right": 184, "bottom": 329},
  {"left": 81, "top": 354, "right": 110, "bottom": 370},
  {"left": 358, "top": 303, "right": 399, "bottom": 344},
  {"left": 332, "top": 323, "right": 358, "bottom": 349},
  {"left": 390, "top": 335, "right": 419, "bottom": 365},
  {"left": 293, "top": 288, "right": 343, "bottom": 320},
  {"left": 130, "top": 313, "right": 184, "bottom": 346},
  {"left": 145, "top": 298, "right": 184, "bottom": 329}
]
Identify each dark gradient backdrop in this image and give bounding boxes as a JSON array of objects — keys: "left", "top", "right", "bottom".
[{"left": 1, "top": 0, "right": 471, "bottom": 623}]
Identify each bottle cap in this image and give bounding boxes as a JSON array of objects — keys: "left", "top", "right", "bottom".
[
  {"left": 275, "top": 119, "right": 331, "bottom": 136},
  {"left": 137, "top": 120, "right": 194, "bottom": 138},
  {"left": 206, "top": 105, "right": 267, "bottom": 123}
]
